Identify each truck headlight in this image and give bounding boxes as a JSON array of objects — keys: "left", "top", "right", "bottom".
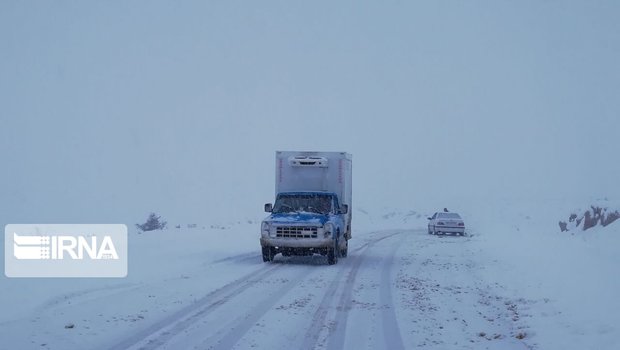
[
  {"left": 324, "top": 223, "right": 334, "bottom": 238},
  {"left": 261, "top": 222, "right": 271, "bottom": 236}
]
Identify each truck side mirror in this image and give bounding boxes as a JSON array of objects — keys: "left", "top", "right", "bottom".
[
  {"left": 264, "top": 203, "right": 273, "bottom": 212},
  {"left": 339, "top": 204, "right": 348, "bottom": 214}
]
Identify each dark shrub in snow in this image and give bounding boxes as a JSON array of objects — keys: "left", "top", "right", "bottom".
[{"left": 136, "top": 212, "right": 168, "bottom": 232}]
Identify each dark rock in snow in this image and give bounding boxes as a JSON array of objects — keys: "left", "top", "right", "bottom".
[
  {"left": 560, "top": 206, "right": 619, "bottom": 232},
  {"left": 559, "top": 221, "right": 568, "bottom": 232}
]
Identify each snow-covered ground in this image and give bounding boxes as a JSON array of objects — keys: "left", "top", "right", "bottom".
[{"left": 1, "top": 198, "right": 619, "bottom": 350}]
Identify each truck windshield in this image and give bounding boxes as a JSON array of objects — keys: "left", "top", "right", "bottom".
[{"left": 273, "top": 194, "right": 333, "bottom": 214}]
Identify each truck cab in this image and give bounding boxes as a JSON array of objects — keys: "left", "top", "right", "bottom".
[{"left": 260, "top": 152, "right": 352, "bottom": 265}]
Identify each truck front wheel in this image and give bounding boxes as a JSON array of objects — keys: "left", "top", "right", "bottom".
[{"left": 262, "top": 246, "right": 275, "bottom": 262}]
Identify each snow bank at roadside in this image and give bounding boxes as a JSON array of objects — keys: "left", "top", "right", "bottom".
[
  {"left": 461, "top": 197, "right": 620, "bottom": 350},
  {"left": 0, "top": 221, "right": 263, "bottom": 349}
]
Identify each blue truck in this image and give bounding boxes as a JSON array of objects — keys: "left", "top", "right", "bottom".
[{"left": 260, "top": 151, "right": 352, "bottom": 265}]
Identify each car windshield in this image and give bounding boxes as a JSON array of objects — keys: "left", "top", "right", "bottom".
[
  {"left": 438, "top": 212, "right": 461, "bottom": 219},
  {"left": 273, "top": 194, "right": 333, "bottom": 214}
]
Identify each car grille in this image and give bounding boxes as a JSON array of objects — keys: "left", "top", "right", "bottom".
[{"left": 276, "top": 226, "right": 318, "bottom": 238}]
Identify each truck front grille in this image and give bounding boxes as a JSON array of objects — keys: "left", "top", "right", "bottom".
[{"left": 276, "top": 226, "right": 318, "bottom": 238}]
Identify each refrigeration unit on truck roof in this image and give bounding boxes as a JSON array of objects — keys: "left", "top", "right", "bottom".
[{"left": 276, "top": 151, "right": 352, "bottom": 201}]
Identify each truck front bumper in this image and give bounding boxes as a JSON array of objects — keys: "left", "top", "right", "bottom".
[{"left": 260, "top": 237, "right": 334, "bottom": 249}]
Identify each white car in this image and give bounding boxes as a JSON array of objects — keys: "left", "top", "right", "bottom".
[{"left": 427, "top": 212, "right": 466, "bottom": 236}]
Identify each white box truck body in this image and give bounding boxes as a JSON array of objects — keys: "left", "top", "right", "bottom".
[{"left": 260, "top": 151, "right": 352, "bottom": 265}]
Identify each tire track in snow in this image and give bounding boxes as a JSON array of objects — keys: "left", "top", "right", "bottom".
[
  {"left": 325, "top": 250, "right": 366, "bottom": 350},
  {"left": 379, "top": 235, "right": 405, "bottom": 350},
  {"left": 211, "top": 252, "right": 259, "bottom": 265},
  {"left": 109, "top": 264, "right": 281, "bottom": 350},
  {"left": 327, "top": 232, "right": 406, "bottom": 350},
  {"left": 302, "top": 230, "right": 404, "bottom": 350},
  {"left": 198, "top": 267, "right": 317, "bottom": 350},
  {"left": 300, "top": 264, "right": 346, "bottom": 350}
]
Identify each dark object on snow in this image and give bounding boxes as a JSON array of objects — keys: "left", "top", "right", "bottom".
[
  {"left": 64, "top": 323, "right": 75, "bottom": 329},
  {"left": 443, "top": 208, "right": 449, "bottom": 212},
  {"left": 604, "top": 210, "right": 620, "bottom": 226},
  {"left": 583, "top": 206, "right": 620, "bottom": 230},
  {"left": 136, "top": 212, "right": 168, "bottom": 232},
  {"left": 561, "top": 206, "right": 620, "bottom": 232},
  {"left": 558, "top": 221, "right": 568, "bottom": 232}
]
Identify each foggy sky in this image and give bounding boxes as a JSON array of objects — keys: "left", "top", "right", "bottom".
[{"left": 1, "top": 1, "right": 619, "bottom": 224}]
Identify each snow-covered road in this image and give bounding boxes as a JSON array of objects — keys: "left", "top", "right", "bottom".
[
  {"left": 107, "top": 229, "right": 529, "bottom": 350},
  {"left": 8, "top": 205, "right": 618, "bottom": 350}
]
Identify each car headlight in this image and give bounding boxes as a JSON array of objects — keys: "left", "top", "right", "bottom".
[
  {"left": 261, "top": 222, "right": 271, "bottom": 236},
  {"left": 324, "top": 223, "right": 334, "bottom": 238}
]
